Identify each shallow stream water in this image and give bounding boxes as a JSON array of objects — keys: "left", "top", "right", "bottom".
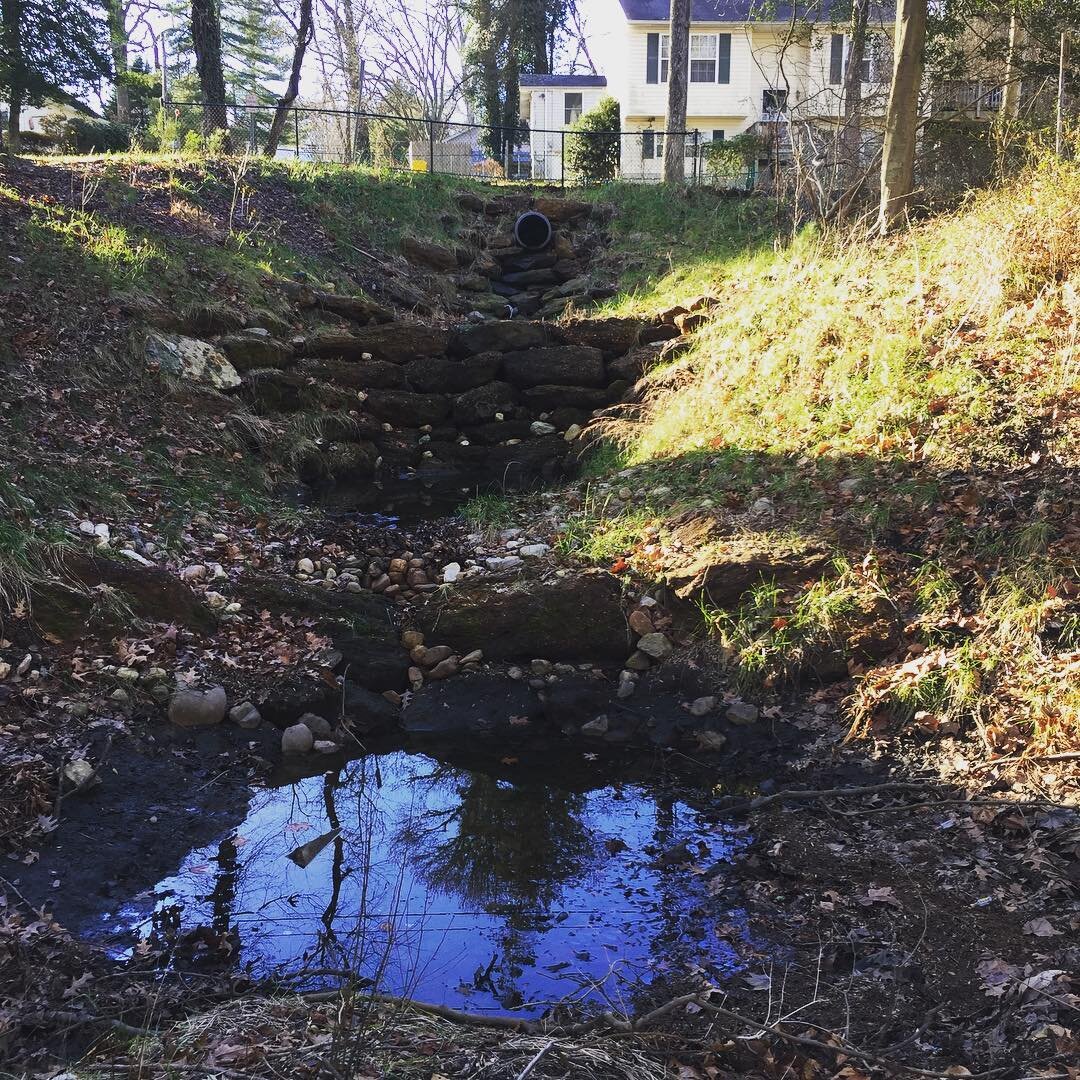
[{"left": 98, "top": 750, "right": 751, "bottom": 1017}]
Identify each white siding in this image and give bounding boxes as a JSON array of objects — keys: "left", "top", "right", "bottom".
[{"left": 523, "top": 85, "right": 610, "bottom": 180}]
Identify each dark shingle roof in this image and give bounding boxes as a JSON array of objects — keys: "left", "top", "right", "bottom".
[
  {"left": 616, "top": 0, "right": 855, "bottom": 21},
  {"left": 519, "top": 74, "right": 609, "bottom": 88}
]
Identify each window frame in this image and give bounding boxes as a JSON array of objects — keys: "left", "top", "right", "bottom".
[
  {"left": 689, "top": 33, "right": 718, "bottom": 83},
  {"left": 659, "top": 33, "right": 670, "bottom": 83},
  {"left": 563, "top": 92, "right": 583, "bottom": 126}
]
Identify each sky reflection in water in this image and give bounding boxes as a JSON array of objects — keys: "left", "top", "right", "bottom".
[{"left": 113, "top": 751, "right": 750, "bottom": 1016}]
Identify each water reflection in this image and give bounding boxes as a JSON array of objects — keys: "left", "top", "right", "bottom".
[{"left": 106, "top": 751, "right": 750, "bottom": 1016}]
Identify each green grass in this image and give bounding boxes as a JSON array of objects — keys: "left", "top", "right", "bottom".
[{"left": 458, "top": 493, "right": 518, "bottom": 529}]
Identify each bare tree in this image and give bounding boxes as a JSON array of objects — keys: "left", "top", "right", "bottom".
[
  {"left": 264, "top": 0, "right": 314, "bottom": 156},
  {"left": 878, "top": 0, "right": 927, "bottom": 233},
  {"left": 662, "top": 0, "right": 690, "bottom": 182},
  {"left": 313, "top": 0, "right": 370, "bottom": 157}
]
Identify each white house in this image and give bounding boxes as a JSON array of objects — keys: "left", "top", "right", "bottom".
[
  {"left": 582, "top": 0, "right": 895, "bottom": 180},
  {"left": 519, "top": 74, "right": 610, "bottom": 180}
]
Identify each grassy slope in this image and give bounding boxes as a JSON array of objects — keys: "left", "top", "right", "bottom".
[{"left": 566, "top": 160, "right": 1080, "bottom": 754}]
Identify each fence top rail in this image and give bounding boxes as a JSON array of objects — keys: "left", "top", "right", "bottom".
[{"left": 160, "top": 100, "right": 700, "bottom": 140}]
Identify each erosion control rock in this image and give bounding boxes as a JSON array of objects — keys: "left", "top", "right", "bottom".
[
  {"left": 145, "top": 332, "right": 241, "bottom": 391},
  {"left": 169, "top": 686, "right": 227, "bottom": 728},
  {"left": 448, "top": 321, "right": 548, "bottom": 357},
  {"left": 300, "top": 324, "right": 449, "bottom": 364},
  {"left": 502, "top": 346, "right": 606, "bottom": 388},
  {"left": 416, "top": 571, "right": 630, "bottom": 662},
  {"left": 282, "top": 723, "right": 315, "bottom": 755}
]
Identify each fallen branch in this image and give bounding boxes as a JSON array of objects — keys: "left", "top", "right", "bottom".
[
  {"left": 970, "top": 751, "right": 1080, "bottom": 772},
  {"left": 722, "top": 781, "right": 939, "bottom": 812}
]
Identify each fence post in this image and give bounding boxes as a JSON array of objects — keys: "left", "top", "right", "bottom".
[
  {"left": 561, "top": 129, "right": 565, "bottom": 188},
  {"left": 294, "top": 110, "right": 300, "bottom": 159},
  {"left": 428, "top": 118, "right": 435, "bottom": 176},
  {"left": 693, "top": 128, "right": 700, "bottom": 184}
]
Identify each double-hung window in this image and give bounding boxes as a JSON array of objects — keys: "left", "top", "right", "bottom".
[
  {"left": 564, "top": 92, "right": 583, "bottom": 125},
  {"left": 690, "top": 33, "right": 718, "bottom": 82},
  {"left": 659, "top": 33, "right": 670, "bottom": 82}
]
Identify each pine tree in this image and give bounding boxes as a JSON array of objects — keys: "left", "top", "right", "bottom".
[{"left": 221, "top": 0, "right": 287, "bottom": 104}]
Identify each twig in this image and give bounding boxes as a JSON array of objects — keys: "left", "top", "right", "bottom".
[
  {"left": 970, "top": 751, "right": 1080, "bottom": 772},
  {"left": 723, "top": 781, "right": 940, "bottom": 812},
  {"left": 515, "top": 1039, "right": 556, "bottom": 1080}
]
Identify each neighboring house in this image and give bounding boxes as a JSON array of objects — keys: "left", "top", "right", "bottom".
[
  {"left": 587, "top": 0, "right": 896, "bottom": 179},
  {"left": 519, "top": 74, "right": 609, "bottom": 180},
  {"left": 0, "top": 96, "right": 98, "bottom": 140}
]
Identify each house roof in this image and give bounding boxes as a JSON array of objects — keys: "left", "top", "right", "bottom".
[
  {"left": 519, "top": 74, "right": 608, "bottom": 88},
  {"left": 615, "top": 0, "right": 864, "bottom": 22}
]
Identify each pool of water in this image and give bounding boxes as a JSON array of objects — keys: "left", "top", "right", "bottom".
[{"left": 98, "top": 751, "right": 751, "bottom": 1017}]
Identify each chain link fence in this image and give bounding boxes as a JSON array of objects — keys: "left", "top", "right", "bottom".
[{"left": 159, "top": 101, "right": 754, "bottom": 188}]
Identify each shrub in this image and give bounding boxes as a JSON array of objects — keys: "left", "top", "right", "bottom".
[
  {"left": 38, "top": 115, "right": 130, "bottom": 154},
  {"left": 565, "top": 96, "right": 621, "bottom": 182},
  {"left": 702, "top": 131, "right": 762, "bottom": 185}
]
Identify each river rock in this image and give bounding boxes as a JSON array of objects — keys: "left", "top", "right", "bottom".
[
  {"left": 688, "top": 696, "right": 716, "bottom": 717},
  {"left": 448, "top": 321, "right": 548, "bottom": 356},
  {"left": 420, "top": 645, "right": 455, "bottom": 667},
  {"left": 169, "top": 686, "right": 227, "bottom": 728},
  {"left": 229, "top": 701, "right": 262, "bottom": 729},
  {"left": 442, "top": 562, "right": 462, "bottom": 582},
  {"left": 628, "top": 609, "right": 654, "bottom": 636},
  {"left": 502, "top": 346, "right": 606, "bottom": 388},
  {"left": 416, "top": 571, "right": 630, "bottom": 662},
  {"left": 726, "top": 702, "right": 760, "bottom": 725},
  {"left": 428, "top": 657, "right": 459, "bottom": 679},
  {"left": 282, "top": 723, "right": 315, "bottom": 755},
  {"left": 146, "top": 332, "right": 241, "bottom": 391},
  {"left": 637, "top": 632, "right": 673, "bottom": 659}
]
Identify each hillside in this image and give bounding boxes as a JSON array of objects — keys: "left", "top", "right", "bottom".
[{"left": 0, "top": 153, "right": 1077, "bottom": 1080}]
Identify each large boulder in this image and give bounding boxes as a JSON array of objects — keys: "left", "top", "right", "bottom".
[
  {"left": 416, "top": 571, "right": 630, "bottom": 662},
  {"left": 299, "top": 324, "right": 449, "bottom": 364},
  {"left": 364, "top": 390, "right": 451, "bottom": 426},
  {"left": 448, "top": 321, "right": 548, "bottom": 357},
  {"left": 502, "top": 346, "right": 606, "bottom": 388},
  {"left": 404, "top": 353, "right": 502, "bottom": 393},
  {"left": 145, "top": 332, "right": 241, "bottom": 391},
  {"left": 298, "top": 358, "right": 408, "bottom": 391},
  {"left": 532, "top": 197, "right": 591, "bottom": 224},
  {"left": 552, "top": 318, "right": 645, "bottom": 357},
  {"left": 452, "top": 381, "right": 517, "bottom": 424},
  {"left": 169, "top": 686, "right": 228, "bottom": 729},
  {"left": 663, "top": 513, "right": 834, "bottom": 606},
  {"left": 218, "top": 330, "right": 294, "bottom": 371}
]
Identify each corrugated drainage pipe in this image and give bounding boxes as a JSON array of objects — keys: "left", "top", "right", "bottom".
[{"left": 514, "top": 210, "right": 552, "bottom": 251}]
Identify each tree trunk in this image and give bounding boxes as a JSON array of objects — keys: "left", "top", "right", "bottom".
[
  {"left": 191, "top": 0, "right": 228, "bottom": 135},
  {"left": 841, "top": 0, "right": 868, "bottom": 175},
  {"left": 107, "top": 0, "right": 131, "bottom": 125},
  {"left": 877, "top": 0, "right": 926, "bottom": 234},
  {"left": 663, "top": 0, "right": 690, "bottom": 183},
  {"left": 264, "top": 0, "right": 314, "bottom": 157},
  {"left": 1, "top": 0, "right": 23, "bottom": 153},
  {"left": 1001, "top": 7, "right": 1025, "bottom": 121}
]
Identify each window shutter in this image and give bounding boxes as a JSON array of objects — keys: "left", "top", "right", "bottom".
[
  {"left": 829, "top": 33, "right": 844, "bottom": 85},
  {"left": 717, "top": 33, "right": 731, "bottom": 83},
  {"left": 646, "top": 33, "right": 659, "bottom": 84},
  {"left": 642, "top": 130, "right": 655, "bottom": 158}
]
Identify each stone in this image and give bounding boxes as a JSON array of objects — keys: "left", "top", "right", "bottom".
[
  {"left": 518, "top": 543, "right": 550, "bottom": 557},
  {"left": 606, "top": 344, "right": 664, "bottom": 383},
  {"left": 62, "top": 759, "right": 98, "bottom": 792},
  {"left": 448, "top": 321, "right": 548, "bottom": 357},
  {"left": 581, "top": 714, "right": 609, "bottom": 735},
  {"left": 485, "top": 555, "right": 524, "bottom": 571},
  {"left": 749, "top": 497, "right": 775, "bottom": 517},
  {"left": 408, "top": 666, "right": 424, "bottom": 690},
  {"left": 313, "top": 740, "right": 339, "bottom": 754},
  {"left": 297, "top": 558, "right": 315, "bottom": 574},
  {"left": 502, "top": 346, "right": 606, "bottom": 388},
  {"left": 218, "top": 331, "right": 294, "bottom": 371},
  {"left": 180, "top": 563, "right": 208, "bottom": 582},
  {"left": 145, "top": 332, "right": 241, "bottom": 391},
  {"left": 617, "top": 671, "right": 637, "bottom": 699},
  {"left": 460, "top": 649, "right": 483, "bottom": 664},
  {"left": 637, "top": 632, "right": 673, "bottom": 659},
  {"left": 404, "top": 353, "right": 502, "bottom": 393},
  {"left": 839, "top": 478, "right": 862, "bottom": 495},
  {"left": 442, "top": 562, "right": 462, "bottom": 583},
  {"left": 401, "top": 235, "right": 458, "bottom": 271},
  {"left": 428, "top": 657, "right": 459, "bottom": 679},
  {"left": 688, "top": 696, "right": 716, "bottom": 717},
  {"left": 452, "top": 381, "right": 518, "bottom": 424},
  {"left": 229, "top": 701, "right": 262, "bottom": 729},
  {"left": 282, "top": 723, "right": 314, "bottom": 755},
  {"left": 564, "top": 424, "right": 582, "bottom": 441},
  {"left": 299, "top": 324, "right": 449, "bottom": 364},
  {"left": 299, "top": 357, "right": 409, "bottom": 391},
  {"left": 695, "top": 730, "right": 728, "bottom": 751},
  {"left": 364, "top": 390, "right": 450, "bottom": 427},
  {"left": 168, "top": 686, "right": 227, "bottom": 728},
  {"left": 530, "top": 658, "right": 554, "bottom": 676},
  {"left": 417, "top": 571, "right": 629, "bottom": 663},
  {"left": 401, "top": 630, "right": 425, "bottom": 648},
  {"left": 520, "top": 384, "right": 609, "bottom": 410},
  {"left": 726, "top": 702, "right": 760, "bottom": 725},
  {"left": 625, "top": 651, "right": 652, "bottom": 671},
  {"left": 628, "top": 609, "right": 654, "bottom": 636},
  {"left": 300, "top": 712, "right": 334, "bottom": 737},
  {"left": 532, "top": 197, "right": 591, "bottom": 224},
  {"left": 553, "top": 317, "right": 645, "bottom": 356},
  {"left": 530, "top": 421, "right": 557, "bottom": 436},
  {"left": 421, "top": 645, "right": 455, "bottom": 667}
]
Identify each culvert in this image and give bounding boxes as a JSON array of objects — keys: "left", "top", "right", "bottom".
[{"left": 514, "top": 210, "right": 553, "bottom": 251}]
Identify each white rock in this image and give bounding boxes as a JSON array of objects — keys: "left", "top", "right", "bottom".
[
  {"left": 485, "top": 555, "right": 523, "bottom": 571},
  {"left": 78, "top": 520, "right": 96, "bottom": 536},
  {"left": 180, "top": 564, "right": 208, "bottom": 582},
  {"left": 518, "top": 544, "right": 550, "bottom": 558},
  {"left": 313, "top": 740, "right": 339, "bottom": 754},
  {"left": 119, "top": 548, "right": 154, "bottom": 567},
  {"left": 169, "top": 686, "right": 227, "bottom": 728},
  {"left": 749, "top": 497, "right": 775, "bottom": 517},
  {"left": 564, "top": 424, "right": 582, "bottom": 441},
  {"left": 581, "top": 714, "right": 609, "bottom": 735},
  {"left": 297, "top": 557, "right": 315, "bottom": 574},
  {"left": 282, "top": 724, "right": 314, "bottom": 755},
  {"left": 637, "top": 632, "right": 673, "bottom": 659},
  {"left": 204, "top": 591, "right": 228, "bottom": 610},
  {"left": 442, "top": 562, "right": 462, "bottom": 583},
  {"left": 145, "top": 332, "right": 241, "bottom": 391},
  {"left": 93, "top": 523, "right": 110, "bottom": 542},
  {"left": 530, "top": 421, "right": 557, "bottom": 436}
]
